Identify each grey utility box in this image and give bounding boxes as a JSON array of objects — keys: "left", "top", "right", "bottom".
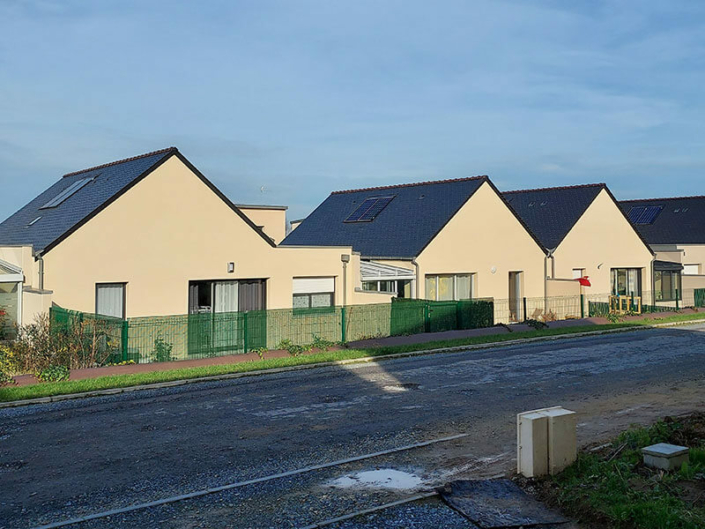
[{"left": 642, "top": 443, "right": 689, "bottom": 471}]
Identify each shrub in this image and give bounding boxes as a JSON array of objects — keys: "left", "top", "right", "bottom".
[
  {"left": 11, "top": 313, "right": 121, "bottom": 374},
  {"left": 37, "top": 365, "right": 70, "bottom": 383},
  {"left": 0, "top": 344, "right": 16, "bottom": 386},
  {"left": 0, "top": 308, "right": 8, "bottom": 340},
  {"left": 150, "top": 335, "right": 174, "bottom": 363}
]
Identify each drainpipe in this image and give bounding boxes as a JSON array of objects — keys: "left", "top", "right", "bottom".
[
  {"left": 38, "top": 254, "right": 45, "bottom": 290},
  {"left": 341, "top": 254, "right": 350, "bottom": 306},
  {"left": 544, "top": 248, "right": 555, "bottom": 312},
  {"left": 412, "top": 258, "right": 420, "bottom": 299}
]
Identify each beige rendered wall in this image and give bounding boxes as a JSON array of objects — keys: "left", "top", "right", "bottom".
[
  {"left": 417, "top": 181, "right": 547, "bottom": 300},
  {"left": 22, "top": 288, "right": 53, "bottom": 325},
  {"left": 546, "top": 279, "right": 580, "bottom": 297},
  {"left": 552, "top": 189, "right": 653, "bottom": 296},
  {"left": 0, "top": 246, "right": 40, "bottom": 288},
  {"left": 678, "top": 245, "right": 705, "bottom": 273},
  {"left": 41, "top": 156, "right": 371, "bottom": 317},
  {"left": 238, "top": 207, "right": 287, "bottom": 244}
]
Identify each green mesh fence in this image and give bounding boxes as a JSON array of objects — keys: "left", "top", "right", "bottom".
[
  {"left": 49, "top": 306, "right": 127, "bottom": 365},
  {"left": 48, "top": 290, "right": 696, "bottom": 366},
  {"left": 694, "top": 289, "right": 705, "bottom": 308}
]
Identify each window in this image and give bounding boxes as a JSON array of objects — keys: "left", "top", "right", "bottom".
[
  {"left": 654, "top": 271, "right": 681, "bottom": 301},
  {"left": 572, "top": 268, "right": 585, "bottom": 279},
  {"left": 293, "top": 292, "right": 334, "bottom": 309},
  {"left": 96, "top": 283, "right": 126, "bottom": 319},
  {"left": 188, "top": 279, "right": 266, "bottom": 314},
  {"left": 344, "top": 196, "right": 395, "bottom": 222},
  {"left": 362, "top": 279, "right": 411, "bottom": 297},
  {"left": 293, "top": 277, "right": 335, "bottom": 310},
  {"left": 40, "top": 176, "right": 96, "bottom": 209},
  {"left": 610, "top": 268, "right": 641, "bottom": 297},
  {"left": 425, "top": 274, "right": 474, "bottom": 301}
]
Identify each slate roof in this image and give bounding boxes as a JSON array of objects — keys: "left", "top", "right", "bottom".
[
  {"left": 502, "top": 184, "right": 606, "bottom": 250},
  {"left": 280, "top": 176, "right": 492, "bottom": 258},
  {"left": 0, "top": 147, "right": 276, "bottom": 255},
  {"left": 0, "top": 148, "right": 177, "bottom": 254},
  {"left": 619, "top": 196, "right": 705, "bottom": 245}
]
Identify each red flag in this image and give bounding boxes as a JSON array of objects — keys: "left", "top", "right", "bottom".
[{"left": 577, "top": 276, "right": 591, "bottom": 287}]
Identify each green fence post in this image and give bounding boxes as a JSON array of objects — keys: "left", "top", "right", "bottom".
[
  {"left": 522, "top": 297, "right": 527, "bottom": 322},
  {"left": 580, "top": 294, "right": 585, "bottom": 319},
  {"left": 424, "top": 302, "right": 431, "bottom": 333},
  {"left": 676, "top": 289, "right": 680, "bottom": 311},
  {"left": 341, "top": 306, "right": 347, "bottom": 343},
  {"left": 243, "top": 312, "right": 249, "bottom": 353},
  {"left": 121, "top": 320, "right": 129, "bottom": 362}
]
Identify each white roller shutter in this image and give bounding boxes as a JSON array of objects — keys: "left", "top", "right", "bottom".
[
  {"left": 293, "top": 277, "right": 335, "bottom": 294},
  {"left": 684, "top": 264, "right": 700, "bottom": 275}
]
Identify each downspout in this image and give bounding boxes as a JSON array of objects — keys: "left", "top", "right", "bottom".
[
  {"left": 341, "top": 254, "right": 350, "bottom": 306},
  {"left": 412, "top": 258, "right": 420, "bottom": 299},
  {"left": 38, "top": 254, "right": 45, "bottom": 290},
  {"left": 544, "top": 248, "right": 555, "bottom": 312}
]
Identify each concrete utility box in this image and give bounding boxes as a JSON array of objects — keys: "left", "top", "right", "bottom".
[
  {"left": 517, "top": 407, "right": 577, "bottom": 478},
  {"left": 643, "top": 443, "right": 689, "bottom": 471}
]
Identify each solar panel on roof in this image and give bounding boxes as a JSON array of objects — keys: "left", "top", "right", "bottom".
[
  {"left": 628, "top": 206, "right": 647, "bottom": 223},
  {"left": 344, "top": 198, "right": 378, "bottom": 222},
  {"left": 635, "top": 205, "right": 663, "bottom": 225},
  {"left": 358, "top": 196, "right": 395, "bottom": 221},
  {"left": 344, "top": 196, "right": 395, "bottom": 223}
]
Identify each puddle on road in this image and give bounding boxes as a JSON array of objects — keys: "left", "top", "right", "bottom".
[{"left": 329, "top": 469, "right": 423, "bottom": 490}]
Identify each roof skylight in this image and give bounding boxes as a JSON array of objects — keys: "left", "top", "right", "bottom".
[{"left": 40, "top": 176, "right": 96, "bottom": 210}]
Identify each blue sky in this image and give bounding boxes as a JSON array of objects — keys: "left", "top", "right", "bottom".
[{"left": 2, "top": 1, "right": 705, "bottom": 222}]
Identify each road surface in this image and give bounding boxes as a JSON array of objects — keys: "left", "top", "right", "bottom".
[{"left": 2, "top": 324, "right": 705, "bottom": 528}]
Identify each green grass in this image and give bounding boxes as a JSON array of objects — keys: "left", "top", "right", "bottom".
[
  {"left": 2, "top": 312, "right": 704, "bottom": 404},
  {"left": 0, "top": 323, "right": 634, "bottom": 403},
  {"left": 626, "top": 312, "right": 705, "bottom": 326},
  {"left": 551, "top": 418, "right": 705, "bottom": 529}
]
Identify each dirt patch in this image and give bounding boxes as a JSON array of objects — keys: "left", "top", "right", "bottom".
[{"left": 519, "top": 412, "right": 705, "bottom": 529}]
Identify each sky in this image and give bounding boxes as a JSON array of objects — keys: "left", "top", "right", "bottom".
[{"left": 1, "top": 0, "right": 705, "bottom": 222}]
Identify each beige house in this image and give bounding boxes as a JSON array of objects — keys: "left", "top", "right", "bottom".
[
  {"left": 0, "top": 147, "right": 381, "bottom": 329},
  {"left": 504, "top": 184, "right": 654, "bottom": 303},
  {"left": 620, "top": 196, "right": 705, "bottom": 304},
  {"left": 236, "top": 204, "right": 288, "bottom": 244},
  {"left": 281, "top": 176, "right": 550, "bottom": 320}
]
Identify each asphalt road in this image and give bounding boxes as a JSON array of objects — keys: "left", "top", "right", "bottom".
[{"left": 2, "top": 324, "right": 705, "bottom": 529}]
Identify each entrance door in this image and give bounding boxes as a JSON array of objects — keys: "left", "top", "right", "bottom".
[
  {"left": 508, "top": 272, "right": 523, "bottom": 322},
  {"left": 238, "top": 280, "right": 267, "bottom": 350}
]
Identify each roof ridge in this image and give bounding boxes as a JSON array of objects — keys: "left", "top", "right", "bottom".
[
  {"left": 503, "top": 183, "right": 606, "bottom": 195},
  {"left": 620, "top": 194, "right": 705, "bottom": 203},
  {"left": 62, "top": 147, "right": 177, "bottom": 178},
  {"left": 330, "top": 175, "right": 488, "bottom": 195}
]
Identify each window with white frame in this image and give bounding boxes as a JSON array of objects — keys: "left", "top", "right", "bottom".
[
  {"left": 425, "top": 274, "right": 474, "bottom": 301},
  {"left": 293, "top": 277, "right": 335, "bottom": 309},
  {"left": 572, "top": 268, "right": 585, "bottom": 279}
]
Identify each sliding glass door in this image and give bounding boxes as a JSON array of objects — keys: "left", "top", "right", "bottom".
[{"left": 187, "top": 279, "right": 266, "bottom": 355}]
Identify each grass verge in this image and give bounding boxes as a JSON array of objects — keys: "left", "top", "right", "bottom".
[
  {"left": 530, "top": 414, "right": 705, "bottom": 529},
  {"left": 0, "top": 323, "right": 637, "bottom": 403}
]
